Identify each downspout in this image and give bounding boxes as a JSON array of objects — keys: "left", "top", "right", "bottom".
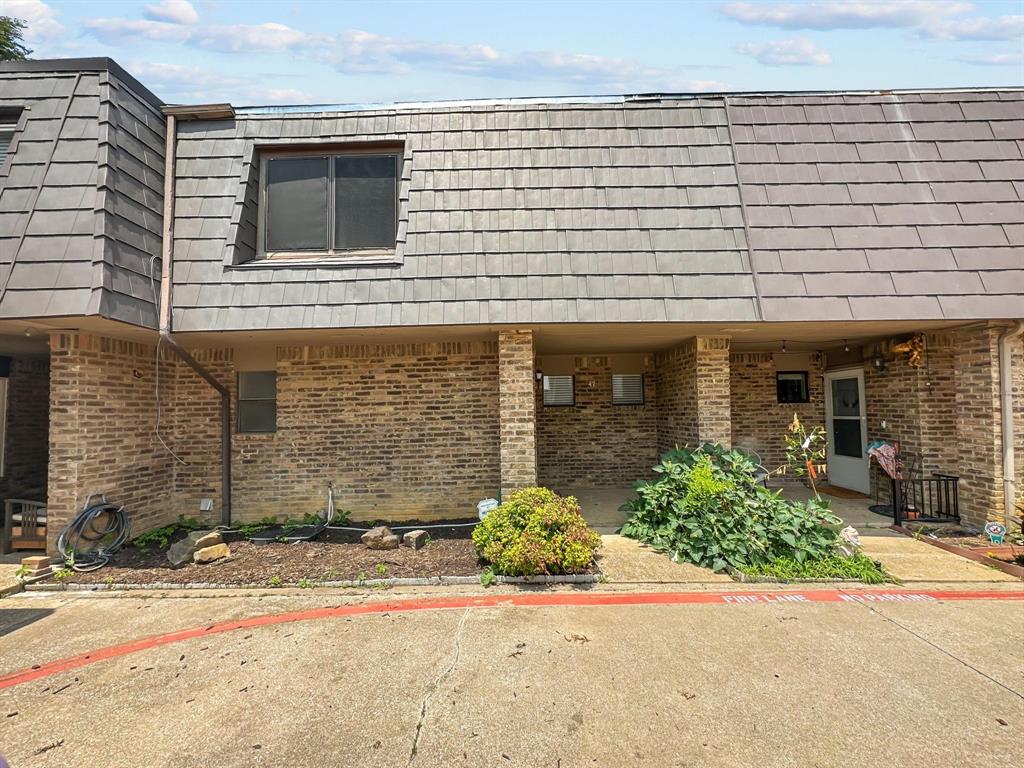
[
  {"left": 158, "top": 112, "right": 233, "bottom": 526},
  {"left": 998, "top": 320, "right": 1024, "bottom": 528}
]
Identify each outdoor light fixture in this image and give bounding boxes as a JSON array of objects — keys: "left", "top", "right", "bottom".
[{"left": 872, "top": 356, "right": 886, "bottom": 372}]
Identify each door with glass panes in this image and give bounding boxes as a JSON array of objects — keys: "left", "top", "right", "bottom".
[{"left": 823, "top": 369, "right": 869, "bottom": 494}]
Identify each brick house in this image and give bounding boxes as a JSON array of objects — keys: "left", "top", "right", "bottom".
[{"left": 0, "top": 59, "right": 1021, "bottom": 553}]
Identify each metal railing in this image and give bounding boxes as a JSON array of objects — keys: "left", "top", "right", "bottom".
[{"left": 891, "top": 473, "right": 960, "bottom": 526}]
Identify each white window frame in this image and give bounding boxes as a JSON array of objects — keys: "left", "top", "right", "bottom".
[
  {"left": 0, "top": 119, "right": 19, "bottom": 170},
  {"left": 257, "top": 147, "right": 401, "bottom": 261}
]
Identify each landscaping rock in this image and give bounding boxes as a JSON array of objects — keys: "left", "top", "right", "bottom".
[
  {"left": 361, "top": 526, "right": 400, "bottom": 550},
  {"left": 403, "top": 530, "right": 428, "bottom": 550},
  {"left": 167, "top": 530, "right": 209, "bottom": 567},
  {"left": 194, "top": 530, "right": 223, "bottom": 548},
  {"left": 194, "top": 543, "right": 231, "bottom": 563}
]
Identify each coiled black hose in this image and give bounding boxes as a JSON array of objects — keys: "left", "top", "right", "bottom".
[{"left": 56, "top": 498, "right": 131, "bottom": 572}]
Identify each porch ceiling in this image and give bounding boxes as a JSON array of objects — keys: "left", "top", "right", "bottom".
[{"left": 1, "top": 316, "right": 977, "bottom": 356}]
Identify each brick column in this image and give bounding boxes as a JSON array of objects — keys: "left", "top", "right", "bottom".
[
  {"left": 498, "top": 330, "right": 537, "bottom": 495},
  {"left": 955, "top": 324, "right": 1004, "bottom": 528},
  {"left": 694, "top": 336, "right": 732, "bottom": 445},
  {"left": 656, "top": 336, "right": 731, "bottom": 451}
]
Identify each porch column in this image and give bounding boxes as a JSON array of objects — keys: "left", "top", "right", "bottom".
[
  {"left": 656, "top": 336, "right": 731, "bottom": 451},
  {"left": 498, "top": 329, "right": 537, "bottom": 495},
  {"left": 954, "top": 324, "right": 1005, "bottom": 528}
]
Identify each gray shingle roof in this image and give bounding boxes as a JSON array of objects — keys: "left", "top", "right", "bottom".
[
  {"left": 171, "top": 89, "right": 1023, "bottom": 332},
  {"left": 0, "top": 60, "right": 165, "bottom": 325}
]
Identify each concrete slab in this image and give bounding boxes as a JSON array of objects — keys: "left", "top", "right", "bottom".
[
  {"left": 861, "top": 534, "right": 1021, "bottom": 583},
  {"left": 597, "top": 534, "right": 736, "bottom": 584},
  {"left": 0, "top": 563, "right": 22, "bottom": 596},
  {"left": 561, "top": 485, "right": 632, "bottom": 533},
  {"left": 1, "top": 593, "right": 1021, "bottom": 767}
]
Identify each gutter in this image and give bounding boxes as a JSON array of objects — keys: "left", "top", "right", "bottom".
[
  {"left": 998, "top": 320, "right": 1024, "bottom": 528},
  {"left": 158, "top": 107, "right": 236, "bottom": 526}
]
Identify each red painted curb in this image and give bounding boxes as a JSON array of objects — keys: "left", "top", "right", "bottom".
[{"left": 1, "top": 589, "right": 1021, "bottom": 691}]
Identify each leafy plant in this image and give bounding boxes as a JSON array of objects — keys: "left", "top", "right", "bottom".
[
  {"left": 479, "top": 566, "right": 498, "bottom": 587},
  {"left": 52, "top": 568, "right": 74, "bottom": 584},
  {"left": 738, "top": 554, "right": 890, "bottom": 583},
  {"left": 267, "top": 575, "right": 283, "bottom": 587},
  {"left": 783, "top": 415, "right": 827, "bottom": 499},
  {"left": 133, "top": 525, "right": 178, "bottom": 550},
  {"left": 472, "top": 487, "right": 601, "bottom": 576},
  {"left": 374, "top": 563, "right": 387, "bottom": 577},
  {"left": 296, "top": 577, "right": 318, "bottom": 590},
  {"left": 14, "top": 564, "right": 30, "bottom": 582},
  {"left": 620, "top": 444, "right": 842, "bottom": 572}
]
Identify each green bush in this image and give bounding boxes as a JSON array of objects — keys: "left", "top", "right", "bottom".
[
  {"left": 620, "top": 444, "right": 842, "bottom": 572},
  {"left": 472, "top": 487, "right": 601, "bottom": 576}
]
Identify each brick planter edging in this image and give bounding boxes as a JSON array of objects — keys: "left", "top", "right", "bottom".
[
  {"left": 25, "top": 573, "right": 603, "bottom": 592},
  {"left": 891, "top": 525, "right": 1024, "bottom": 579}
]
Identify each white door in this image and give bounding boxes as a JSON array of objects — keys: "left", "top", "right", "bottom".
[{"left": 824, "top": 369, "right": 869, "bottom": 494}]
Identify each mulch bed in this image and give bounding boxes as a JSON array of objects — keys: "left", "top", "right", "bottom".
[
  {"left": 65, "top": 524, "right": 483, "bottom": 586},
  {"left": 903, "top": 523, "right": 1021, "bottom": 549}
]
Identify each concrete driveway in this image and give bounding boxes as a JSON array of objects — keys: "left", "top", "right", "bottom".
[{"left": 1, "top": 588, "right": 1022, "bottom": 767}]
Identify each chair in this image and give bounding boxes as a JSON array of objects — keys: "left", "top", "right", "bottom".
[{"left": 1, "top": 499, "right": 48, "bottom": 554}]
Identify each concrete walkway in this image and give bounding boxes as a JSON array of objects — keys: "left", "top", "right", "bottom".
[{"left": 1, "top": 589, "right": 1021, "bottom": 767}]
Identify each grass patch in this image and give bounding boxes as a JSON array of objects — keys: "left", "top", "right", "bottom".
[{"left": 738, "top": 554, "right": 891, "bottom": 584}]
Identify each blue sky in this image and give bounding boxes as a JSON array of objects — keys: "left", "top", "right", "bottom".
[{"left": 2, "top": 0, "right": 1022, "bottom": 104}]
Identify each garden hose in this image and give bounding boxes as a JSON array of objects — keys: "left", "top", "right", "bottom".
[{"left": 56, "top": 497, "right": 131, "bottom": 572}]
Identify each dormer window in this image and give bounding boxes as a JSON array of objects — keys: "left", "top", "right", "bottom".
[
  {"left": 0, "top": 117, "right": 19, "bottom": 167},
  {"left": 258, "top": 149, "right": 400, "bottom": 259}
]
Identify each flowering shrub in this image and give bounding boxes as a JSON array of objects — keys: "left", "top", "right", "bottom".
[{"left": 472, "top": 487, "right": 601, "bottom": 576}]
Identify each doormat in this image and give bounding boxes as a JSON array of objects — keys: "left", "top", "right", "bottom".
[{"left": 819, "top": 485, "right": 870, "bottom": 500}]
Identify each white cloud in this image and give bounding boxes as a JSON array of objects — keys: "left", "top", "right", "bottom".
[
  {"left": 85, "top": 17, "right": 326, "bottom": 53},
  {"left": 0, "top": 0, "right": 66, "bottom": 41},
  {"left": 722, "top": 1, "right": 970, "bottom": 30},
  {"left": 126, "top": 61, "right": 316, "bottom": 104},
  {"left": 956, "top": 51, "right": 1024, "bottom": 66},
  {"left": 143, "top": 0, "right": 199, "bottom": 26},
  {"left": 735, "top": 38, "right": 833, "bottom": 66},
  {"left": 921, "top": 14, "right": 1024, "bottom": 41}
]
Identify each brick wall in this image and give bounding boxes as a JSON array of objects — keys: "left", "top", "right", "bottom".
[
  {"left": 498, "top": 330, "right": 537, "bottom": 494},
  {"left": 47, "top": 333, "right": 178, "bottom": 551},
  {"left": 536, "top": 355, "right": 657, "bottom": 488},
  {"left": 730, "top": 352, "right": 824, "bottom": 478},
  {"left": 655, "top": 337, "right": 731, "bottom": 452},
  {"left": 1, "top": 356, "right": 49, "bottom": 499},
  {"left": 955, "top": 325, "right": 1004, "bottom": 528},
  {"left": 172, "top": 341, "right": 501, "bottom": 523}
]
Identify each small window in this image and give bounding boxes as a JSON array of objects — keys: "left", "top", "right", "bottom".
[
  {"left": 612, "top": 373, "right": 644, "bottom": 405},
  {"left": 261, "top": 150, "right": 399, "bottom": 256},
  {"left": 238, "top": 371, "right": 277, "bottom": 433},
  {"left": 542, "top": 375, "right": 574, "bottom": 407},
  {"left": 776, "top": 371, "right": 809, "bottom": 404},
  {"left": 0, "top": 120, "right": 17, "bottom": 166}
]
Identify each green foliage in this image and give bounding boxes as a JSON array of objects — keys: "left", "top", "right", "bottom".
[
  {"left": 14, "top": 564, "right": 30, "bottom": 582},
  {"left": 266, "top": 575, "right": 283, "bottom": 587},
  {"left": 0, "top": 17, "right": 31, "bottom": 61},
  {"left": 133, "top": 525, "right": 177, "bottom": 550},
  {"left": 296, "top": 577, "right": 318, "bottom": 589},
  {"left": 620, "top": 444, "right": 842, "bottom": 573},
  {"left": 472, "top": 487, "right": 601, "bottom": 576},
  {"left": 739, "top": 554, "right": 890, "bottom": 584},
  {"left": 479, "top": 566, "right": 498, "bottom": 587},
  {"left": 374, "top": 563, "right": 387, "bottom": 577},
  {"left": 52, "top": 567, "right": 74, "bottom": 584}
]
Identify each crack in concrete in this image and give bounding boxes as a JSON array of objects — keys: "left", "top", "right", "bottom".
[
  {"left": 407, "top": 607, "right": 470, "bottom": 765},
  {"left": 844, "top": 594, "right": 1024, "bottom": 701}
]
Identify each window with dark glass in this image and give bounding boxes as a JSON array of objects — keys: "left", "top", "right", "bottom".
[
  {"left": 612, "top": 374, "right": 644, "bottom": 405},
  {"left": 261, "top": 152, "right": 399, "bottom": 255},
  {"left": 542, "top": 375, "right": 575, "bottom": 407},
  {"left": 237, "top": 371, "right": 277, "bottom": 433},
  {"left": 776, "top": 371, "right": 809, "bottom": 404}
]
